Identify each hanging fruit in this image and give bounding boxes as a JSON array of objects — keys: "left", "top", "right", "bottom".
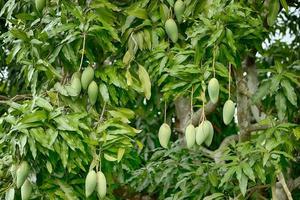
[
  {"left": 223, "top": 100, "right": 235, "bottom": 125},
  {"left": 16, "top": 161, "right": 30, "bottom": 188},
  {"left": 208, "top": 78, "right": 219, "bottom": 104},
  {"left": 81, "top": 66, "right": 95, "bottom": 90},
  {"left": 88, "top": 81, "right": 98, "bottom": 105},
  {"left": 165, "top": 19, "right": 178, "bottom": 43},
  {"left": 185, "top": 124, "right": 196, "bottom": 148},
  {"left": 96, "top": 171, "right": 107, "bottom": 198},
  {"left": 35, "top": 0, "right": 46, "bottom": 12},
  {"left": 196, "top": 121, "right": 210, "bottom": 145},
  {"left": 21, "top": 179, "right": 32, "bottom": 200},
  {"left": 85, "top": 170, "right": 97, "bottom": 197},
  {"left": 174, "top": 0, "right": 185, "bottom": 23},
  {"left": 158, "top": 123, "right": 171, "bottom": 148},
  {"left": 204, "top": 120, "right": 214, "bottom": 146}
]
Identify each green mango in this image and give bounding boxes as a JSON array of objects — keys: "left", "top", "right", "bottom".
[
  {"left": 196, "top": 121, "right": 210, "bottom": 145},
  {"left": 223, "top": 100, "right": 235, "bottom": 125},
  {"left": 88, "top": 81, "right": 98, "bottom": 105},
  {"left": 174, "top": 0, "right": 185, "bottom": 23},
  {"left": 85, "top": 170, "right": 97, "bottom": 197},
  {"left": 21, "top": 179, "right": 32, "bottom": 200},
  {"left": 96, "top": 171, "right": 107, "bottom": 198},
  {"left": 81, "top": 67, "right": 94, "bottom": 90},
  {"left": 165, "top": 19, "right": 178, "bottom": 43},
  {"left": 158, "top": 123, "right": 171, "bottom": 148},
  {"left": 204, "top": 120, "right": 214, "bottom": 146},
  {"left": 16, "top": 161, "right": 30, "bottom": 188},
  {"left": 185, "top": 124, "right": 195, "bottom": 148},
  {"left": 208, "top": 78, "right": 219, "bottom": 104},
  {"left": 70, "top": 72, "right": 81, "bottom": 96}
]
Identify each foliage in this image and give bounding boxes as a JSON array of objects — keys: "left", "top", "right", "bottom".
[{"left": 0, "top": 0, "right": 299, "bottom": 199}]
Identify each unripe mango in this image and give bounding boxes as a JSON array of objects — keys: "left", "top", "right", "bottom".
[
  {"left": 16, "top": 161, "right": 30, "bottom": 188},
  {"left": 66, "top": 72, "right": 82, "bottom": 96},
  {"left": 85, "top": 170, "right": 97, "bottom": 197},
  {"left": 204, "top": 120, "right": 214, "bottom": 146},
  {"left": 158, "top": 123, "right": 171, "bottom": 148},
  {"left": 208, "top": 78, "right": 219, "bottom": 104},
  {"left": 96, "top": 171, "right": 107, "bottom": 198},
  {"left": 185, "top": 124, "right": 195, "bottom": 148},
  {"left": 81, "top": 67, "right": 94, "bottom": 90},
  {"left": 174, "top": 0, "right": 185, "bottom": 23},
  {"left": 165, "top": 19, "right": 178, "bottom": 43},
  {"left": 223, "top": 100, "right": 235, "bottom": 125},
  {"left": 35, "top": 0, "right": 46, "bottom": 12},
  {"left": 196, "top": 121, "right": 210, "bottom": 145},
  {"left": 21, "top": 179, "right": 32, "bottom": 200},
  {"left": 88, "top": 81, "right": 98, "bottom": 105}
]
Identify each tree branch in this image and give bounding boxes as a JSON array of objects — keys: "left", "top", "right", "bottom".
[
  {"left": 0, "top": 94, "right": 32, "bottom": 102},
  {"left": 277, "top": 172, "right": 293, "bottom": 200}
]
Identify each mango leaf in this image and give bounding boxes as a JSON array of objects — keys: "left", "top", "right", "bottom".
[
  {"left": 99, "top": 84, "right": 110, "bottom": 102},
  {"left": 275, "top": 92, "right": 286, "bottom": 121},
  {"left": 281, "top": 79, "right": 297, "bottom": 106},
  {"left": 280, "top": 0, "right": 288, "bottom": 12},
  {"left": 203, "top": 193, "right": 224, "bottom": 200},
  {"left": 5, "top": 188, "right": 15, "bottom": 200},
  {"left": 104, "top": 153, "right": 117, "bottom": 161},
  {"left": 138, "top": 65, "right": 151, "bottom": 100},
  {"left": 35, "top": 97, "right": 53, "bottom": 111},
  {"left": 238, "top": 173, "right": 248, "bottom": 196},
  {"left": 253, "top": 80, "right": 271, "bottom": 102},
  {"left": 117, "top": 148, "right": 125, "bottom": 162},
  {"left": 241, "top": 162, "right": 255, "bottom": 182},
  {"left": 267, "top": 0, "right": 280, "bottom": 26},
  {"left": 20, "top": 110, "right": 48, "bottom": 124}
]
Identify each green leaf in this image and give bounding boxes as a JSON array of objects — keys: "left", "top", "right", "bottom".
[
  {"left": 35, "top": 97, "right": 53, "bottom": 111},
  {"left": 280, "top": 0, "right": 288, "bottom": 12},
  {"left": 5, "top": 188, "right": 15, "bottom": 200},
  {"left": 238, "top": 173, "right": 248, "bottom": 196},
  {"left": 226, "top": 28, "right": 236, "bottom": 53},
  {"left": 267, "top": 0, "right": 280, "bottom": 26},
  {"left": 21, "top": 110, "right": 48, "bottom": 124},
  {"left": 275, "top": 92, "right": 286, "bottom": 121},
  {"left": 99, "top": 84, "right": 110, "bottom": 102},
  {"left": 241, "top": 162, "right": 255, "bottom": 182},
  {"left": 117, "top": 148, "right": 125, "bottom": 162},
  {"left": 126, "top": 7, "right": 148, "bottom": 19},
  {"left": 104, "top": 153, "right": 117, "bottom": 161},
  {"left": 281, "top": 79, "right": 297, "bottom": 106},
  {"left": 207, "top": 28, "right": 223, "bottom": 47},
  {"left": 203, "top": 193, "right": 224, "bottom": 200},
  {"left": 220, "top": 167, "right": 236, "bottom": 187},
  {"left": 138, "top": 65, "right": 151, "bottom": 100},
  {"left": 253, "top": 81, "right": 271, "bottom": 102}
]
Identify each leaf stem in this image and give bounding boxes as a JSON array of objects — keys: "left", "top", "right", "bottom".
[
  {"left": 164, "top": 101, "right": 167, "bottom": 124},
  {"left": 212, "top": 46, "right": 216, "bottom": 78},
  {"left": 228, "top": 63, "right": 231, "bottom": 100}
]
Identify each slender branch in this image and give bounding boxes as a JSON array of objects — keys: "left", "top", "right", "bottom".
[
  {"left": 277, "top": 171, "right": 293, "bottom": 200},
  {"left": 79, "top": 32, "right": 87, "bottom": 71},
  {"left": 0, "top": 94, "right": 32, "bottom": 102}
]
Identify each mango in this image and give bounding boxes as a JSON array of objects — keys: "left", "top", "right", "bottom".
[
  {"left": 174, "top": 0, "right": 185, "bottom": 23},
  {"left": 158, "top": 123, "right": 171, "bottom": 148},
  {"left": 223, "top": 100, "right": 235, "bottom": 125},
  {"left": 81, "top": 67, "right": 94, "bottom": 90},
  {"left": 165, "top": 19, "right": 178, "bottom": 43},
  {"left": 96, "top": 171, "right": 107, "bottom": 198},
  {"left": 16, "top": 161, "right": 30, "bottom": 188},
  {"left": 204, "top": 120, "right": 214, "bottom": 146},
  {"left": 185, "top": 124, "right": 195, "bottom": 148},
  {"left": 21, "top": 179, "right": 32, "bottom": 200},
  {"left": 208, "top": 78, "right": 219, "bottom": 104},
  {"left": 88, "top": 81, "right": 98, "bottom": 105},
  {"left": 85, "top": 170, "right": 97, "bottom": 197},
  {"left": 196, "top": 121, "right": 210, "bottom": 145}
]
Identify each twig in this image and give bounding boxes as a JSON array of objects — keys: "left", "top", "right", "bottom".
[
  {"left": 79, "top": 32, "right": 87, "bottom": 71},
  {"left": 277, "top": 171, "right": 293, "bottom": 200}
]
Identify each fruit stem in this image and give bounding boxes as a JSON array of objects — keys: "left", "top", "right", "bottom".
[
  {"left": 190, "top": 86, "right": 194, "bottom": 121},
  {"left": 212, "top": 46, "right": 216, "bottom": 78},
  {"left": 79, "top": 32, "right": 86, "bottom": 71},
  {"left": 228, "top": 63, "right": 231, "bottom": 100},
  {"left": 164, "top": 101, "right": 167, "bottom": 123}
]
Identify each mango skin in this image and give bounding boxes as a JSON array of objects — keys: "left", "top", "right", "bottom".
[
  {"left": 21, "top": 179, "right": 32, "bottom": 200},
  {"left": 85, "top": 170, "right": 97, "bottom": 197},
  {"left": 16, "top": 161, "right": 30, "bottom": 188},
  {"left": 35, "top": 0, "right": 46, "bottom": 12},
  {"left": 165, "top": 19, "right": 178, "bottom": 43},
  {"left": 88, "top": 81, "right": 98, "bottom": 105},
  {"left": 174, "top": 0, "right": 185, "bottom": 23},
  {"left": 208, "top": 78, "right": 219, "bottom": 104},
  {"left": 185, "top": 124, "right": 195, "bottom": 149},
  {"left": 96, "top": 171, "right": 107, "bottom": 198},
  {"left": 158, "top": 123, "right": 171, "bottom": 148},
  {"left": 196, "top": 121, "right": 210, "bottom": 145},
  {"left": 223, "top": 100, "right": 235, "bottom": 125},
  {"left": 81, "top": 67, "right": 94, "bottom": 90},
  {"left": 204, "top": 120, "right": 214, "bottom": 146},
  {"left": 70, "top": 72, "right": 81, "bottom": 96}
]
